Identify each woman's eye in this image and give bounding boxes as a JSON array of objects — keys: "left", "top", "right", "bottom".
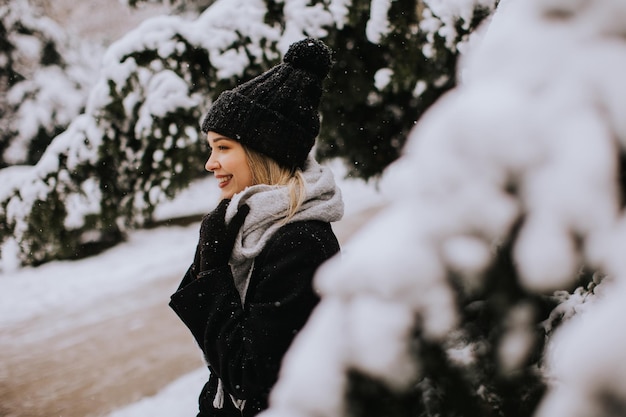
[{"left": 206, "top": 142, "right": 229, "bottom": 154}]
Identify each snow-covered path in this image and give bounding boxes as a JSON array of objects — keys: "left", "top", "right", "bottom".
[{"left": 0, "top": 225, "right": 205, "bottom": 417}]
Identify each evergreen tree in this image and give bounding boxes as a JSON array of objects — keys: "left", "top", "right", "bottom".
[
  {"left": 0, "top": 0, "right": 98, "bottom": 167},
  {"left": 319, "top": 0, "right": 493, "bottom": 178}
]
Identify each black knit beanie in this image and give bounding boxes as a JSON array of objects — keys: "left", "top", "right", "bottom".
[{"left": 201, "top": 38, "right": 333, "bottom": 171}]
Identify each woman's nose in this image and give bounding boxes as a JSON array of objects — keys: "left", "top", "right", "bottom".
[{"left": 205, "top": 154, "right": 219, "bottom": 172}]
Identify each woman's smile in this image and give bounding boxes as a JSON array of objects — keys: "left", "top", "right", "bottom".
[{"left": 216, "top": 174, "right": 233, "bottom": 188}]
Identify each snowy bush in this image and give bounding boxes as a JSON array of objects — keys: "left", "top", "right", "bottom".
[
  {"left": 0, "top": 0, "right": 98, "bottom": 167},
  {"left": 0, "top": 0, "right": 271, "bottom": 269},
  {"left": 1, "top": 0, "right": 495, "bottom": 269},
  {"left": 318, "top": 0, "right": 496, "bottom": 178},
  {"left": 260, "top": 0, "right": 626, "bottom": 416}
]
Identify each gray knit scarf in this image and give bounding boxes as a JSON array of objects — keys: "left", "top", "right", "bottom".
[{"left": 224, "top": 155, "right": 344, "bottom": 304}]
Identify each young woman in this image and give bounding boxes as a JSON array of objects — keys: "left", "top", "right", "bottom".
[{"left": 169, "top": 38, "right": 343, "bottom": 417}]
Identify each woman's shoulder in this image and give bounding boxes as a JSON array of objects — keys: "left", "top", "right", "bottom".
[
  {"left": 263, "top": 220, "right": 340, "bottom": 256},
  {"left": 275, "top": 219, "right": 337, "bottom": 240}
]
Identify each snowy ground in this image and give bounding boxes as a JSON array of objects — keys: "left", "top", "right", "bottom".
[{"left": 0, "top": 162, "right": 388, "bottom": 417}]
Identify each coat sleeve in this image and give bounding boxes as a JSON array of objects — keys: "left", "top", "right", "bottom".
[{"left": 171, "top": 221, "right": 339, "bottom": 400}]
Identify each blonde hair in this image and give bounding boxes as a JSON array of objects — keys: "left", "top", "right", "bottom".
[{"left": 244, "top": 146, "right": 306, "bottom": 222}]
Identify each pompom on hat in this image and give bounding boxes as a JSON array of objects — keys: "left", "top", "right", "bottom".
[{"left": 201, "top": 38, "right": 333, "bottom": 170}]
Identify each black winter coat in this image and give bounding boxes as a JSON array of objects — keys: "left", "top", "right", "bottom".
[{"left": 169, "top": 220, "right": 340, "bottom": 417}]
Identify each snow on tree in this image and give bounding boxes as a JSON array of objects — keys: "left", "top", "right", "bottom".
[
  {"left": 260, "top": 0, "right": 626, "bottom": 416},
  {"left": 0, "top": 0, "right": 494, "bottom": 269},
  {"left": 318, "top": 0, "right": 495, "bottom": 179},
  {"left": 0, "top": 0, "right": 99, "bottom": 167}
]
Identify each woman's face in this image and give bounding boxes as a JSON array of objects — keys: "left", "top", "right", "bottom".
[{"left": 205, "top": 131, "right": 254, "bottom": 199}]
